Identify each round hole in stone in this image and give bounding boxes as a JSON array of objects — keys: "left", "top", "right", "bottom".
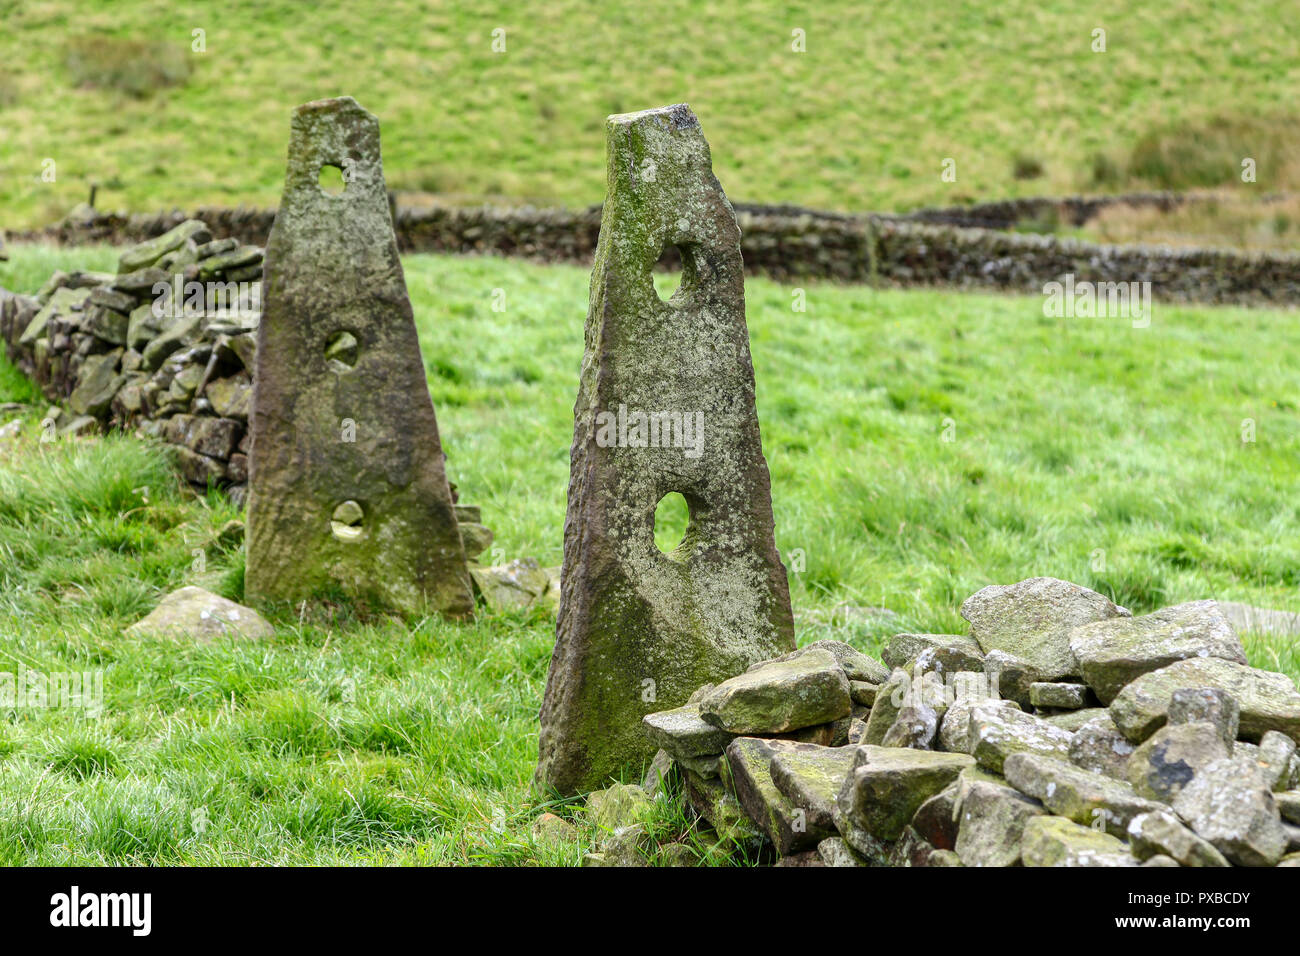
[
  {"left": 331, "top": 500, "right": 364, "bottom": 542},
  {"left": 652, "top": 243, "right": 698, "bottom": 304},
  {"left": 319, "top": 163, "right": 347, "bottom": 196},
  {"left": 325, "top": 330, "right": 359, "bottom": 371},
  {"left": 653, "top": 491, "right": 690, "bottom": 556}
]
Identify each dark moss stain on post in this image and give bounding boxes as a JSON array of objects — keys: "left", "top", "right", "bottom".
[
  {"left": 246, "top": 97, "right": 474, "bottom": 618},
  {"left": 536, "top": 104, "right": 795, "bottom": 796}
]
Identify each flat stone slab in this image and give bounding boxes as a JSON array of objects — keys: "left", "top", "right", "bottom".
[
  {"left": 835, "top": 745, "right": 973, "bottom": 843},
  {"left": 967, "top": 701, "right": 1073, "bottom": 773},
  {"left": 126, "top": 586, "right": 273, "bottom": 642},
  {"left": 961, "top": 576, "right": 1129, "bottom": 680},
  {"left": 641, "top": 702, "right": 735, "bottom": 759},
  {"left": 1020, "top": 816, "right": 1137, "bottom": 867},
  {"left": 755, "top": 639, "right": 889, "bottom": 684},
  {"left": 700, "top": 649, "right": 851, "bottom": 734},
  {"left": 1004, "top": 752, "right": 1164, "bottom": 836},
  {"left": 724, "top": 737, "right": 834, "bottom": 855},
  {"left": 1069, "top": 600, "right": 1247, "bottom": 703},
  {"left": 247, "top": 97, "right": 473, "bottom": 619},
  {"left": 769, "top": 743, "right": 858, "bottom": 832},
  {"left": 536, "top": 104, "right": 794, "bottom": 794},
  {"left": 1109, "top": 657, "right": 1300, "bottom": 744}
]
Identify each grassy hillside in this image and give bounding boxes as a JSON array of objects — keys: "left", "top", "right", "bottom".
[
  {"left": 1, "top": 245, "right": 1298, "bottom": 863},
  {"left": 2, "top": 0, "right": 1298, "bottom": 227}
]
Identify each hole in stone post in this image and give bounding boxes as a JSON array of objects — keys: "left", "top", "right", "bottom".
[
  {"left": 653, "top": 491, "right": 690, "bottom": 556},
  {"left": 319, "top": 163, "right": 347, "bottom": 196},
  {"left": 652, "top": 243, "right": 698, "bottom": 304},
  {"left": 325, "top": 330, "right": 358, "bottom": 371},
  {"left": 331, "top": 500, "right": 364, "bottom": 541}
]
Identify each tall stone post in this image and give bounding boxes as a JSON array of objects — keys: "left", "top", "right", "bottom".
[
  {"left": 247, "top": 97, "right": 474, "bottom": 618},
  {"left": 536, "top": 104, "right": 795, "bottom": 795}
]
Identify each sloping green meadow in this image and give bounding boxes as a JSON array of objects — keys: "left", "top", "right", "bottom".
[
  {"left": 0, "top": 245, "right": 1296, "bottom": 863},
  {"left": 2, "top": 0, "right": 1298, "bottom": 225}
]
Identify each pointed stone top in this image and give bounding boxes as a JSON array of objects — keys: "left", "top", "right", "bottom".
[
  {"left": 607, "top": 102, "right": 699, "bottom": 130},
  {"left": 281, "top": 95, "right": 384, "bottom": 202}
]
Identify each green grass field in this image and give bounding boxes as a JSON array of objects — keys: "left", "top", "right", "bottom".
[
  {"left": 2, "top": 0, "right": 1298, "bottom": 228},
  {"left": 1, "top": 244, "right": 1298, "bottom": 864}
]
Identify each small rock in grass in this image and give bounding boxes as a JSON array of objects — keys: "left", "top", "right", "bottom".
[
  {"left": 586, "top": 783, "right": 653, "bottom": 834},
  {"left": 532, "top": 812, "right": 580, "bottom": 848},
  {"left": 656, "top": 843, "right": 696, "bottom": 867},
  {"left": 641, "top": 748, "right": 675, "bottom": 797},
  {"left": 126, "top": 586, "right": 273, "bottom": 642},
  {"left": 682, "top": 769, "right": 761, "bottom": 846}
]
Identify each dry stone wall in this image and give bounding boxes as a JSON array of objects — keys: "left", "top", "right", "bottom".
[
  {"left": 0, "top": 219, "right": 263, "bottom": 500},
  {"left": 12, "top": 195, "right": 1300, "bottom": 306}
]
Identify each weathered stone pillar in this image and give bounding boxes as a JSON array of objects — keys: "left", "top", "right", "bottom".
[
  {"left": 536, "top": 104, "right": 795, "bottom": 794},
  {"left": 247, "top": 97, "right": 474, "bottom": 618}
]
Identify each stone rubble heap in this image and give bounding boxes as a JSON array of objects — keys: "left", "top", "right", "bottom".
[
  {"left": 0, "top": 219, "right": 263, "bottom": 499},
  {"left": 0, "top": 219, "right": 523, "bottom": 599},
  {"left": 618, "top": 577, "right": 1300, "bottom": 867}
]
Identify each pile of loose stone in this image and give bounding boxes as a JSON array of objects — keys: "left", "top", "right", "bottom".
[
  {"left": 0, "top": 219, "right": 263, "bottom": 500},
  {"left": 0, "top": 217, "right": 557, "bottom": 608},
  {"left": 627, "top": 577, "right": 1300, "bottom": 866}
]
